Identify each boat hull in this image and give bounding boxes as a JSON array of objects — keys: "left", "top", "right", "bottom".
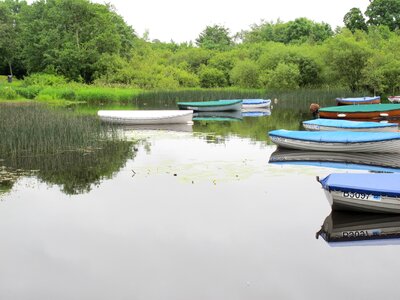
[
  {"left": 319, "top": 110, "right": 400, "bottom": 119},
  {"left": 242, "top": 99, "right": 271, "bottom": 109},
  {"left": 97, "top": 110, "right": 193, "bottom": 125},
  {"left": 303, "top": 123, "right": 398, "bottom": 132},
  {"left": 327, "top": 190, "right": 400, "bottom": 214},
  {"left": 336, "top": 97, "right": 380, "bottom": 105},
  {"left": 388, "top": 96, "right": 400, "bottom": 103}
]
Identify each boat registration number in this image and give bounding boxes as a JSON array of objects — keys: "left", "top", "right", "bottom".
[
  {"left": 342, "top": 191, "right": 381, "bottom": 201},
  {"left": 306, "top": 124, "right": 320, "bottom": 130},
  {"left": 342, "top": 229, "right": 382, "bottom": 238}
]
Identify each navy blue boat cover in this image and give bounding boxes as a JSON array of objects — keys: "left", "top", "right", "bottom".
[
  {"left": 303, "top": 119, "right": 398, "bottom": 129},
  {"left": 243, "top": 99, "right": 271, "bottom": 105},
  {"left": 268, "top": 130, "right": 400, "bottom": 143},
  {"left": 320, "top": 173, "right": 400, "bottom": 197}
]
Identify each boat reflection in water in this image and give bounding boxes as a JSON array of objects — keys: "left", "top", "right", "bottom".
[
  {"left": 117, "top": 123, "right": 193, "bottom": 133},
  {"left": 268, "top": 148, "right": 400, "bottom": 173},
  {"left": 193, "top": 111, "right": 243, "bottom": 122},
  {"left": 241, "top": 108, "right": 271, "bottom": 118},
  {"left": 316, "top": 211, "right": 400, "bottom": 246}
]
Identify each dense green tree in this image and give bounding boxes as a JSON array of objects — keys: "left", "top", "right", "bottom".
[
  {"left": 344, "top": 8, "right": 368, "bottom": 33},
  {"left": 264, "top": 62, "right": 300, "bottom": 90},
  {"left": 195, "top": 25, "right": 233, "bottom": 51},
  {"left": 325, "top": 31, "right": 372, "bottom": 91},
  {"left": 230, "top": 59, "right": 260, "bottom": 88},
  {"left": 366, "top": 0, "right": 400, "bottom": 31},
  {"left": 198, "top": 66, "right": 227, "bottom": 88},
  {"left": 0, "top": 0, "right": 27, "bottom": 77},
  {"left": 19, "top": 0, "right": 136, "bottom": 82}
]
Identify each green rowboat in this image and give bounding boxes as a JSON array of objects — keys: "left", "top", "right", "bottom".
[{"left": 319, "top": 104, "right": 400, "bottom": 119}]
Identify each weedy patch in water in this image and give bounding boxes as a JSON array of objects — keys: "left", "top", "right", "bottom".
[{"left": 0, "top": 103, "right": 138, "bottom": 195}]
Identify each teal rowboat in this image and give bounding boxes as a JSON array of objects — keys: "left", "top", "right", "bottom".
[
  {"left": 177, "top": 99, "right": 242, "bottom": 112},
  {"left": 319, "top": 104, "right": 400, "bottom": 119}
]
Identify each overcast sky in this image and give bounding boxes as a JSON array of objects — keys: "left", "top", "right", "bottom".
[{"left": 33, "top": 0, "right": 371, "bottom": 43}]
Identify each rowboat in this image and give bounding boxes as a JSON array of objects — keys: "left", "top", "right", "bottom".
[
  {"left": 242, "top": 99, "right": 271, "bottom": 109},
  {"left": 336, "top": 96, "right": 380, "bottom": 105},
  {"left": 269, "top": 148, "right": 400, "bottom": 173},
  {"left": 177, "top": 99, "right": 242, "bottom": 112},
  {"left": 316, "top": 211, "right": 400, "bottom": 245},
  {"left": 242, "top": 109, "right": 271, "bottom": 117},
  {"left": 193, "top": 111, "right": 242, "bottom": 121},
  {"left": 302, "top": 118, "right": 398, "bottom": 132},
  {"left": 268, "top": 130, "right": 400, "bottom": 153},
  {"left": 388, "top": 96, "right": 400, "bottom": 103},
  {"left": 97, "top": 110, "right": 193, "bottom": 125},
  {"left": 317, "top": 173, "right": 400, "bottom": 214},
  {"left": 318, "top": 104, "right": 400, "bottom": 119}
]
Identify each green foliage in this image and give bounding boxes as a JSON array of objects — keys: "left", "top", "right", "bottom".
[
  {"left": 0, "top": 86, "right": 18, "bottom": 99},
  {"left": 198, "top": 66, "right": 227, "bottom": 88},
  {"left": 325, "top": 31, "right": 372, "bottom": 92},
  {"left": 366, "top": 0, "right": 400, "bottom": 31},
  {"left": 230, "top": 60, "right": 260, "bottom": 88},
  {"left": 23, "top": 73, "right": 68, "bottom": 86},
  {"left": 195, "top": 25, "right": 233, "bottom": 50},
  {"left": 242, "top": 18, "right": 333, "bottom": 44},
  {"left": 264, "top": 62, "right": 300, "bottom": 90},
  {"left": 344, "top": 8, "right": 368, "bottom": 33}
]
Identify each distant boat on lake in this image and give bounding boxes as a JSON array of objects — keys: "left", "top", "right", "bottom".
[
  {"left": 268, "top": 130, "right": 400, "bottom": 153},
  {"left": 318, "top": 104, "right": 400, "bottom": 119},
  {"left": 336, "top": 96, "right": 380, "bottom": 105},
  {"left": 388, "top": 96, "right": 400, "bottom": 103},
  {"left": 177, "top": 99, "right": 242, "bottom": 112},
  {"left": 242, "top": 99, "right": 271, "bottom": 109},
  {"left": 302, "top": 118, "right": 398, "bottom": 132},
  {"left": 97, "top": 110, "right": 193, "bottom": 125}
]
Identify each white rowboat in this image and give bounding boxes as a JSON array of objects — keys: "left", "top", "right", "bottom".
[
  {"left": 303, "top": 118, "right": 398, "bottom": 132},
  {"left": 98, "top": 110, "right": 193, "bottom": 125}
]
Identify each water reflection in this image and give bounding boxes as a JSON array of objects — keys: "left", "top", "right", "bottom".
[
  {"left": 316, "top": 211, "right": 400, "bottom": 246},
  {"left": 0, "top": 141, "right": 136, "bottom": 195},
  {"left": 269, "top": 148, "right": 400, "bottom": 172},
  {"left": 193, "top": 111, "right": 243, "bottom": 121},
  {"left": 241, "top": 108, "right": 271, "bottom": 118},
  {"left": 117, "top": 123, "right": 193, "bottom": 133}
]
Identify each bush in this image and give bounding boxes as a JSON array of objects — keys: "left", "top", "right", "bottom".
[
  {"left": 0, "top": 86, "right": 18, "bottom": 100},
  {"left": 198, "top": 66, "right": 227, "bottom": 88},
  {"left": 230, "top": 60, "right": 260, "bottom": 88},
  {"left": 24, "top": 73, "right": 68, "bottom": 87}
]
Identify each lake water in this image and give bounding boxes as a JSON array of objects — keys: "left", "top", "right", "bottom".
[{"left": 1, "top": 100, "right": 400, "bottom": 299}]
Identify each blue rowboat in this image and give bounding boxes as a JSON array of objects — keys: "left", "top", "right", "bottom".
[
  {"left": 177, "top": 99, "right": 242, "bottom": 112},
  {"left": 336, "top": 96, "right": 380, "bottom": 105},
  {"left": 317, "top": 173, "right": 400, "bottom": 214},
  {"left": 302, "top": 118, "right": 398, "bottom": 132},
  {"left": 242, "top": 99, "right": 271, "bottom": 109},
  {"left": 268, "top": 130, "right": 400, "bottom": 153}
]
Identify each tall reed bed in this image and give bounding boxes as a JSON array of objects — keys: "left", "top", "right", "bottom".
[{"left": 0, "top": 103, "right": 115, "bottom": 158}]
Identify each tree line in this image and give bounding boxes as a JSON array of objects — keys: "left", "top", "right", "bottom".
[{"left": 1, "top": 0, "right": 400, "bottom": 94}]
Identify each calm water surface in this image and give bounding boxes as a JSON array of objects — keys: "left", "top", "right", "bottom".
[{"left": 1, "top": 100, "right": 399, "bottom": 300}]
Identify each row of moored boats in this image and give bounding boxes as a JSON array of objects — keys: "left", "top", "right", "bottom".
[
  {"left": 97, "top": 99, "right": 271, "bottom": 125},
  {"left": 269, "top": 96, "right": 400, "bottom": 238}
]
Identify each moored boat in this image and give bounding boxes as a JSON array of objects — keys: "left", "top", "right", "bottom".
[
  {"left": 318, "top": 104, "right": 400, "bottom": 119},
  {"left": 97, "top": 110, "right": 193, "bottom": 125},
  {"left": 317, "top": 173, "right": 400, "bottom": 214},
  {"left": 302, "top": 118, "right": 398, "bottom": 132},
  {"left": 388, "top": 96, "right": 400, "bottom": 103},
  {"left": 336, "top": 96, "right": 380, "bottom": 105},
  {"left": 268, "top": 130, "right": 400, "bottom": 153},
  {"left": 177, "top": 99, "right": 242, "bottom": 112},
  {"left": 242, "top": 99, "right": 271, "bottom": 109}
]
